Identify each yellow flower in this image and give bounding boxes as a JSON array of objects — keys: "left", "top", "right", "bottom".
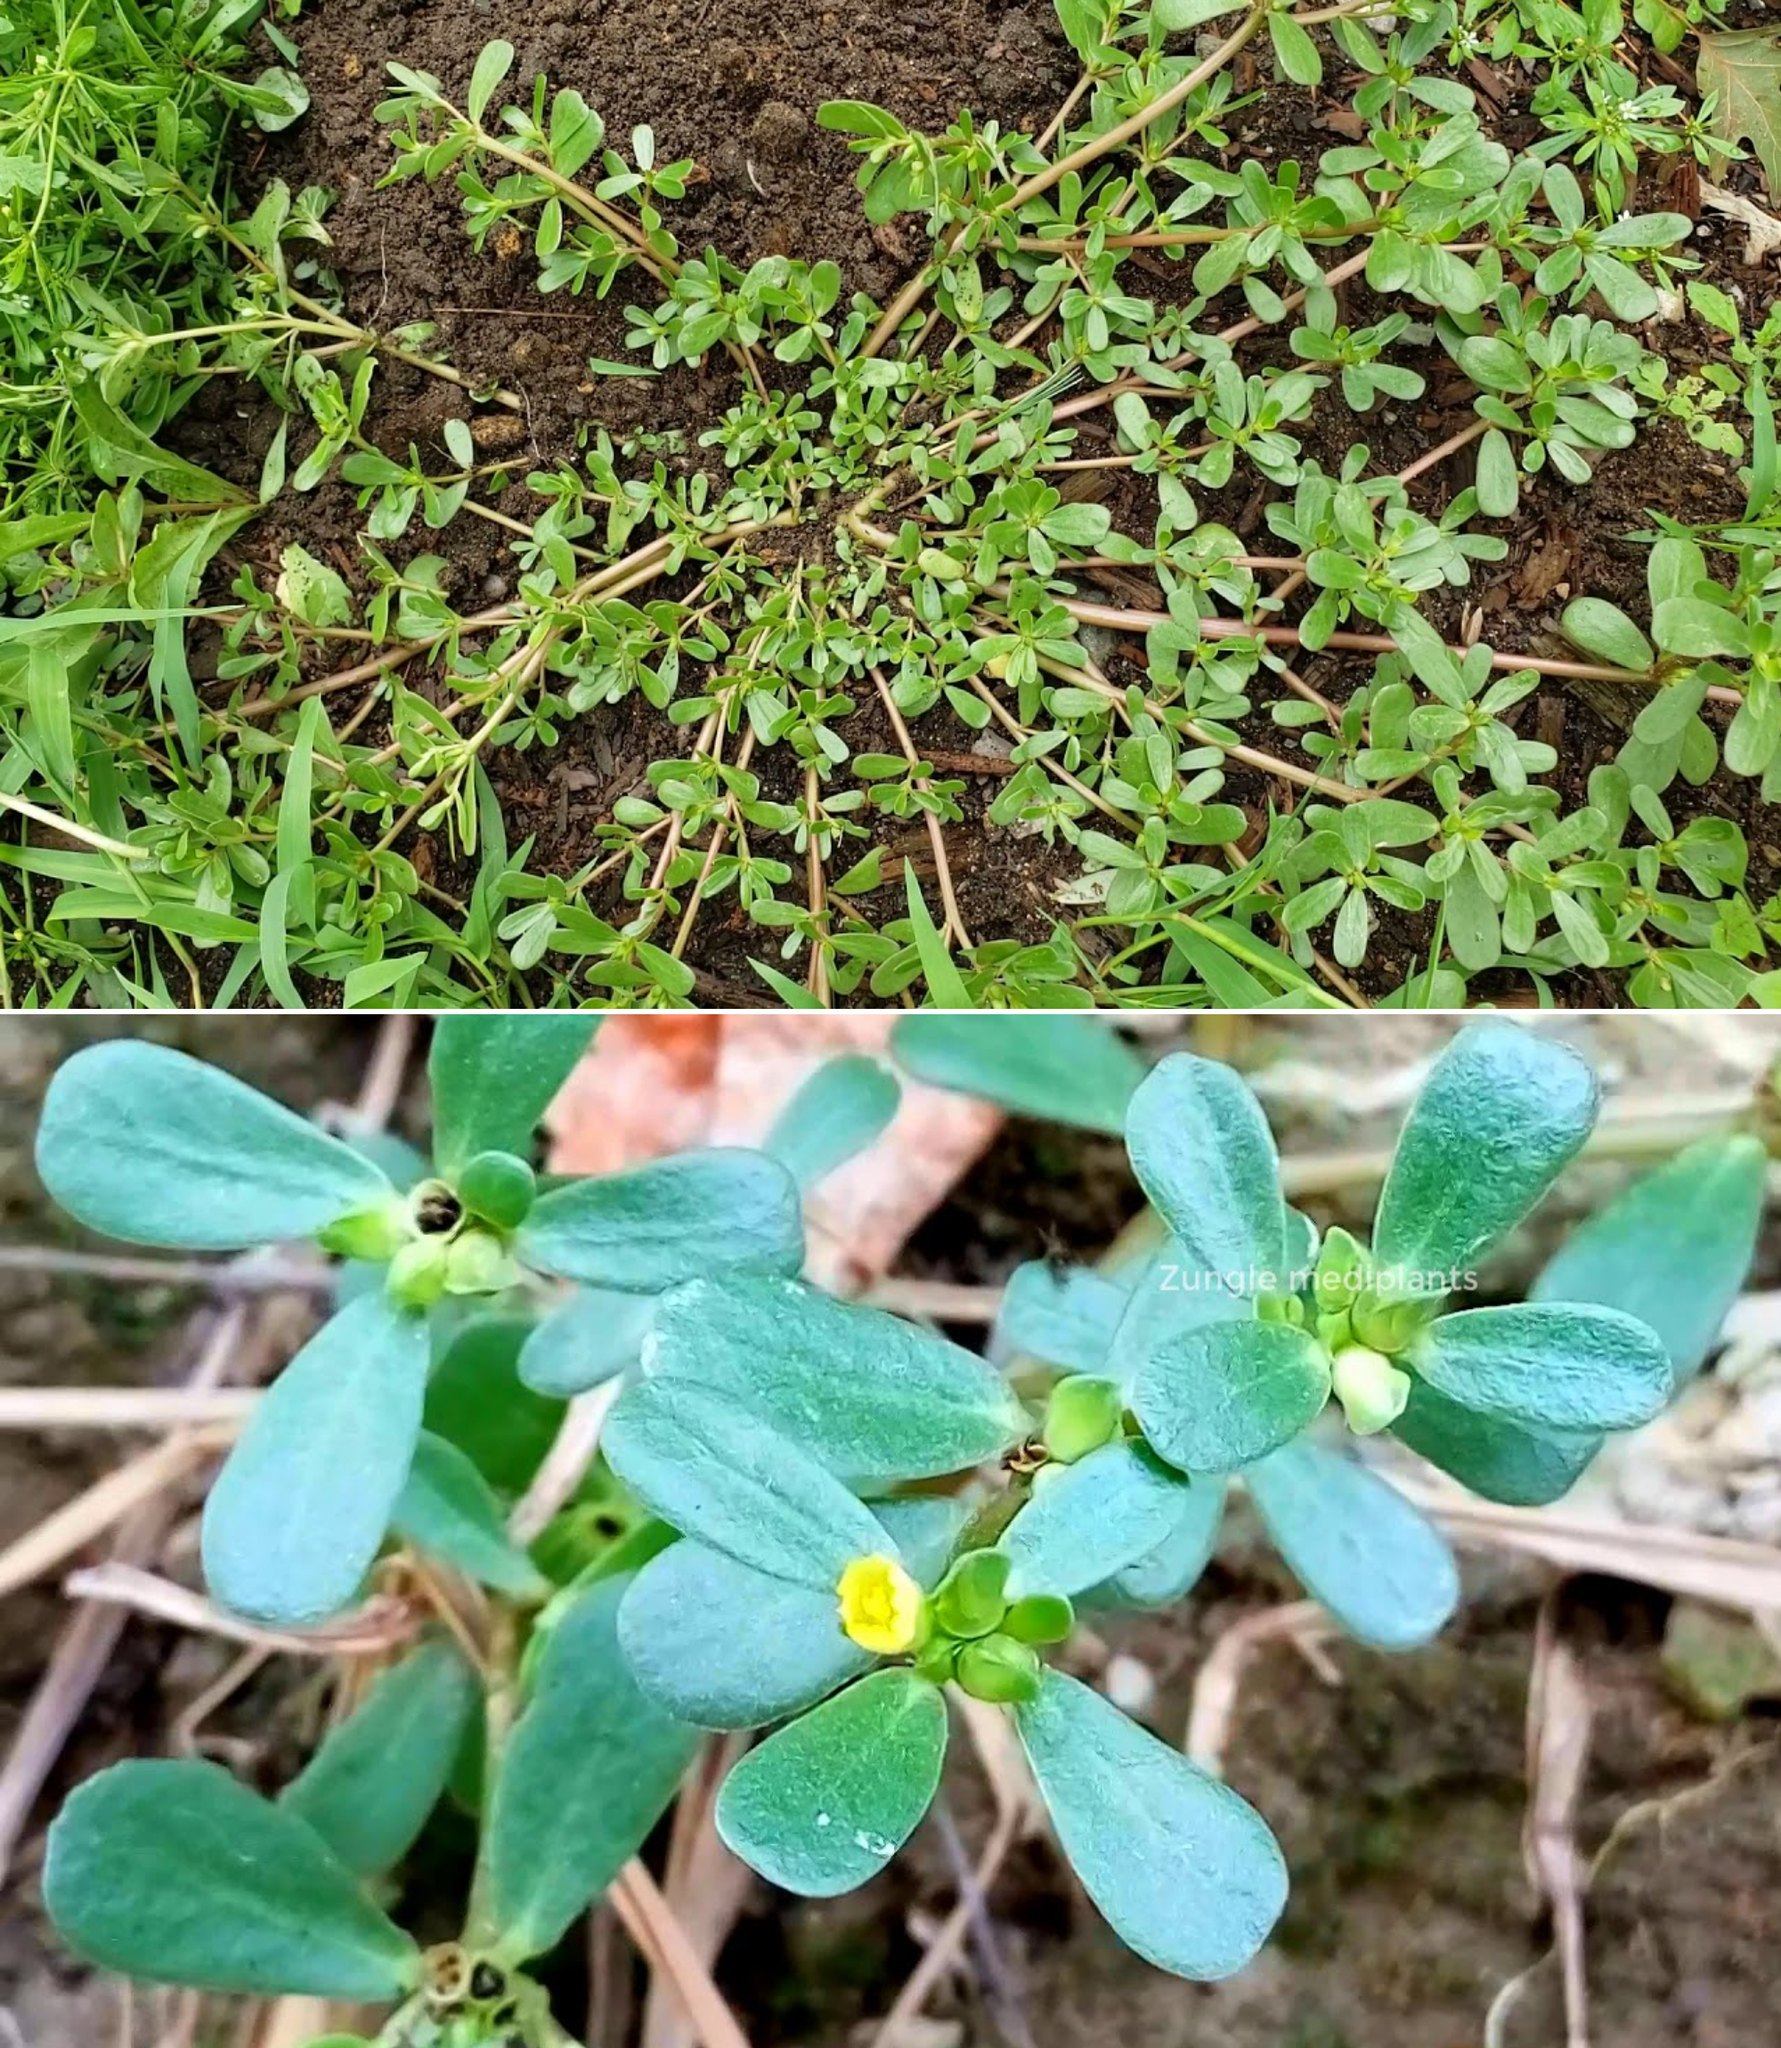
[{"left": 836, "top": 1553, "right": 924, "bottom": 1656}]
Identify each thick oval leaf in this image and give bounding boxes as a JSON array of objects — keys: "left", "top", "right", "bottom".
[
  {"left": 1245, "top": 1441, "right": 1458, "bottom": 1649},
  {"left": 991, "top": 1260, "right": 1127, "bottom": 1374},
  {"left": 1103, "top": 1477, "right": 1228, "bottom": 1609},
  {"left": 1412, "top": 1302, "right": 1672, "bottom": 1433},
  {"left": 1104, "top": 1236, "right": 1250, "bottom": 1387},
  {"left": 891, "top": 1014, "right": 1145, "bottom": 1133},
  {"left": 517, "top": 1286, "right": 656, "bottom": 1397},
  {"left": 202, "top": 1294, "right": 429, "bottom": 1625},
  {"left": 1124, "top": 1054, "right": 1288, "bottom": 1295},
  {"left": 1131, "top": 1317, "right": 1331, "bottom": 1474},
  {"left": 716, "top": 1669, "right": 947, "bottom": 1897},
  {"left": 517, "top": 1149, "right": 804, "bottom": 1293},
  {"left": 765, "top": 1055, "right": 901, "bottom": 1186},
  {"left": 1000, "top": 1440, "right": 1193, "bottom": 1599},
  {"left": 1393, "top": 1379, "right": 1601, "bottom": 1507},
  {"left": 423, "top": 1315, "right": 565, "bottom": 1494},
  {"left": 1373, "top": 1024, "right": 1597, "bottom": 1282},
  {"left": 45, "top": 1760, "right": 419, "bottom": 1998},
  {"left": 483, "top": 1573, "right": 699, "bottom": 1961},
  {"left": 646, "top": 1277, "right": 1030, "bottom": 1484},
  {"left": 1531, "top": 1134, "right": 1766, "bottom": 1385},
  {"left": 37, "top": 1041, "right": 390, "bottom": 1250},
  {"left": 603, "top": 1375, "right": 889, "bottom": 1587},
  {"left": 1014, "top": 1671, "right": 1286, "bottom": 1979},
  {"left": 619, "top": 1499, "right": 965, "bottom": 1729},
  {"left": 429, "top": 1017, "right": 597, "bottom": 1174},
  {"left": 281, "top": 1639, "right": 477, "bottom": 1875},
  {"left": 392, "top": 1432, "right": 549, "bottom": 1598}
]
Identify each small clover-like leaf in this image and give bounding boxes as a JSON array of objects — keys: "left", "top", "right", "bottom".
[{"left": 715, "top": 1669, "right": 948, "bottom": 1897}]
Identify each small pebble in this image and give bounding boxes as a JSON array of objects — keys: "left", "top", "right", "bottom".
[{"left": 1102, "top": 1653, "right": 1156, "bottom": 1715}]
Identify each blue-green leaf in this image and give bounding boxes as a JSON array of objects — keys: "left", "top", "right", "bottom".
[
  {"left": 1014, "top": 1671, "right": 1286, "bottom": 1979},
  {"left": 618, "top": 1498, "right": 964, "bottom": 1730},
  {"left": 1246, "top": 1441, "right": 1458, "bottom": 1649},
  {"left": 1531, "top": 1134, "right": 1766, "bottom": 1385},
  {"left": 1101, "top": 1478, "right": 1228, "bottom": 1608},
  {"left": 1124, "top": 1054, "right": 1288, "bottom": 1293},
  {"left": 429, "top": 1017, "right": 597, "bottom": 1174},
  {"left": 1374, "top": 1024, "right": 1597, "bottom": 1281},
  {"left": 1393, "top": 1381, "right": 1601, "bottom": 1507},
  {"left": 646, "top": 1276, "right": 1030, "bottom": 1484},
  {"left": 991, "top": 1260, "right": 1127, "bottom": 1374},
  {"left": 891, "top": 1015, "right": 1145, "bottom": 1133},
  {"left": 37, "top": 1041, "right": 391, "bottom": 1249},
  {"left": 202, "top": 1295, "right": 429, "bottom": 1625},
  {"left": 1000, "top": 1441, "right": 1193, "bottom": 1598},
  {"left": 604, "top": 1375, "right": 889, "bottom": 1586},
  {"left": 1131, "top": 1317, "right": 1331, "bottom": 1473},
  {"left": 483, "top": 1574, "right": 699, "bottom": 1961},
  {"left": 45, "top": 1760, "right": 420, "bottom": 1998},
  {"left": 517, "top": 1149, "right": 804, "bottom": 1293},
  {"left": 517, "top": 1287, "right": 656, "bottom": 1396},
  {"left": 281, "top": 1640, "right": 477, "bottom": 1875},
  {"left": 765, "top": 1055, "right": 901, "bottom": 1186},
  {"left": 392, "top": 1432, "right": 549, "bottom": 1598},
  {"left": 1411, "top": 1302, "right": 1671, "bottom": 1433},
  {"left": 716, "top": 1669, "right": 947, "bottom": 1896}
]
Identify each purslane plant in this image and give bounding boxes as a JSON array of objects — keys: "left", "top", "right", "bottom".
[
  {"left": 8, "top": 0, "right": 1778, "bottom": 1009},
  {"left": 34, "top": 1017, "right": 1765, "bottom": 2039},
  {"left": 34, "top": 1019, "right": 801, "bottom": 1622}
]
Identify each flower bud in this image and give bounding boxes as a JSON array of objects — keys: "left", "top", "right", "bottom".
[
  {"left": 444, "top": 1227, "right": 518, "bottom": 1296},
  {"left": 317, "top": 1197, "right": 411, "bottom": 1263},
  {"left": 955, "top": 1633, "right": 1041, "bottom": 1705},
  {"left": 457, "top": 1149, "right": 536, "bottom": 1230},
  {"left": 1331, "top": 1344, "right": 1412, "bottom": 1436},
  {"left": 1004, "top": 1592, "right": 1073, "bottom": 1646},
  {"left": 932, "top": 1548, "right": 1010, "bottom": 1640},
  {"left": 1041, "top": 1374, "right": 1124, "bottom": 1464},
  {"left": 1312, "top": 1225, "right": 1371, "bottom": 1316},
  {"left": 387, "top": 1236, "right": 449, "bottom": 1310}
]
